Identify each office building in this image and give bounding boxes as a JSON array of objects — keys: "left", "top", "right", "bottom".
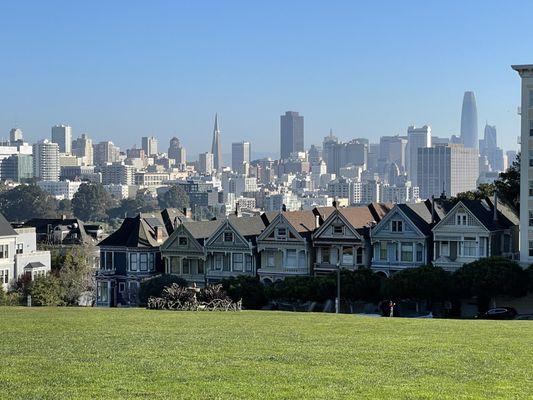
[
  {"left": 94, "top": 141, "right": 120, "bottom": 166},
  {"left": 232, "top": 141, "right": 251, "bottom": 174},
  {"left": 9, "top": 128, "right": 23, "bottom": 143},
  {"left": 280, "top": 111, "right": 304, "bottom": 160},
  {"left": 417, "top": 143, "right": 479, "bottom": 199},
  {"left": 211, "top": 114, "right": 222, "bottom": 171},
  {"left": 407, "top": 125, "right": 431, "bottom": 186},
  {"left": 72, "top": 134, "right": 94, "bottom": 166},
  {"left": 168, "top": 137, "right": 186, "bottom": 165},
  {"left": 33, "top": 139, "right": 60, "bottom": 181},
  {"left": 141, "top": 136, "right": 158, "bottom": 156},
  {"left": 0, "top": 154, "right": 33, "bottom": 182},
  {"left": 199, "top": 152, "right": 214, "bottom": 174},
  {"left": 460, "top": 91, "right": 478, "bottom": 149},
  {"left": 51, "top": 124, "right": 72, "bottom": 155},
  {"left": 479, "top": 124, "right": 504, "bottom": 172},
  {"left": 379, "top": 135, "right": 408, "bottom": 173}
]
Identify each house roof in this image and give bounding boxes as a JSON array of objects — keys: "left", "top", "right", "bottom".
[
  {"left": 181, "top": 219, "right": 223, "bottom": 243},
  {"left": 99, "top": 212, "right": 170, "bottom": 248},
  {"left": 20, "top": 217, "right": 96, "bottom": 244},
  {"left": 396, "top": 203, "right": 434, "bottom": 236},
  {"left": 459, "top": 198, "right": 518, "bottom": 231},
  {"left": 0, "top": 213, "right": 18, "bottom": 237},
  {"left": 227, "top": 214, "right": 267, "bottom": 238}
]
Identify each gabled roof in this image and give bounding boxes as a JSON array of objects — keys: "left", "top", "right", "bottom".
[
  {"left": 312, "top": 207, "right": 363, "bottom": 240},
  {"left": 227, "top": 214, "right": 267, "bottom": 238},
  {"left": 257, "top": 212, "right": 307, "bottom": 243},
  {"left": 99, "top": 212, "right": 169, "bottom": 248},
  {"left": 161, "top": 208, "right": 189, "bottom": 234},
  {"left": 180, "top": 219, "right": 223, "bottom": 245},
  {"left": 396, "top": 203, "right": 434, "bottom": 236},
  {"left": 0, "top": 213, "right": 18, "bottom": 237}
]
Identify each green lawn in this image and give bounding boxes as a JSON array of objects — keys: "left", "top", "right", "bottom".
[{"left": 0, "top": 308, "right": 532, "bottom": 399}]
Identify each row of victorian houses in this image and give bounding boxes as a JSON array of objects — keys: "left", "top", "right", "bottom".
[{"left": 96, "top": 196, "right": 520, "bottom": 307}]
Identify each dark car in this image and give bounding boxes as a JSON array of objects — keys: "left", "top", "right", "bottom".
[
  {"left": 515, "top": 314, "right": 533, "bottom": 320},
  {"left": 477, "top": 307, "right": 518, "bottom": 320}
]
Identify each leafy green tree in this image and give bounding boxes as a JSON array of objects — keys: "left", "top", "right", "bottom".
[
  {"left": 108, "top": 196, "right": 158, "bottom": 219},
  {"left": 72, "top": 183, "right": 112, "bottom": 222},
  {"left": 138, "top": 275, "right": 188, "bottom": 306},
  {"left": 28, "top": 274, "right": 65, "bottom": 306},
  {"left": 57, "top": 199, "right": 72, "bottom": 218},
  {"left": 58, "top": 247, "right": 95, "bottom": 306},
  {"left": 382, "top": 265, "right": 453, "bottom": 304},
  {"left": 221, "top": 276, "right": 267, "bottom": 309},
  {"left": 157, "top": 185, "right": 189, "bottom": 210},
  {"left": 454, "top": 257, "right": 528, "bottom": 313},
  {"left": 495, "top": 153, "right": 520, "bottom": 211},
  {"left": 456, "top": 183, "right": 495, "bottom": 201},
  {"left": 0, "top": 184, "right": 59, "bottom": 221}
]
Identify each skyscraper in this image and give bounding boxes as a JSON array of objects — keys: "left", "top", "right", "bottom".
[
  {"left": 479, "top": 124, "right": 504, "bottom": 172},
  {"left": 280, "top": 111, "right": 304, "bottom": 160},
  {"left": 168, "top": 137, "right": 186, "bottom": 165},
  {"left": 511, "top": 64, "right": 533, "bottom": 262},
  {"left": 51, "top": 124, "right": 72, "bottom": 154},
  {"left": 94, "top": 141, "right": 120, "bottom": 166},
  {"left": 199, "top": 152, "right": 214, "bottom": 174},
  {"left": 72, "top": 134, "right": 94, "bottom": 166},
  {"left": 33, "top": 139, "right": 60, "bottom": 181},
  {"left": 211, "top": 114, "right": 222, "bottom": 171},
  {"left": 232, "top": 141, "right": 251, "bottom": 174},
  {"left": 407, "top": 125, "right": 431, "bottom": 186},
  {"left": 141, "top": 136, "right": 158, "bottom": 156},
  {"left": 9, "top": 128, "right": 23, "bottom": 143},
  {"left": 460, "top": 91, "right": 478, "bottom": 149}
]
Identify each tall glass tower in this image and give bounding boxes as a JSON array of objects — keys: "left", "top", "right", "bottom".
[{"left": 460, "top": 91, "right": 478, "bottom": 149}]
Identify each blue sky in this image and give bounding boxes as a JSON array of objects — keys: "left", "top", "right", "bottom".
[{"left": 1, "top": 1, "right": 531, "bottom": 157}]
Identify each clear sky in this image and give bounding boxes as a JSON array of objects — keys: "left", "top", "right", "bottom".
[{"left": 1, "top": 1, "right": 532, "bottom": 157}]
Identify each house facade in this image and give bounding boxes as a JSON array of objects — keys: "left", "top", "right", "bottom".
[{"left": 432, "top": 199, "right": 519, "bottom": 270}]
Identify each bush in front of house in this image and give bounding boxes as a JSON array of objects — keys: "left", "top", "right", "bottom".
[
  {"left": 221, "top": 275, "right": 268, "bottom": 309},
  {"left": 138, "top": 275, "right": 188, "bottom": 306},
  {"left": 28, "top": 274, "right": 65, "bottom": 306}
]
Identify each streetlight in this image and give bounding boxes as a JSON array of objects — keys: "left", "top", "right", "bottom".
[{"left": 336, "top": 247, "right": 341, "bottom": 314}]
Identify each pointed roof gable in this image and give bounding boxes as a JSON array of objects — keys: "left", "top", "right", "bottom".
[
  {"left": 0, "top": 213, "right": 18, "bottom": 237},
  {"left": 312, "top": 207, "right": 363, "bottom": 240},
  {"left": 257, "top": 212, "right": 306, "bottom": 242}
]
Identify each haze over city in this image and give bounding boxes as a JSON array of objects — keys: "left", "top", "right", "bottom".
[{"left": 1, "top": 1, "right": 531, "bottom": 155}]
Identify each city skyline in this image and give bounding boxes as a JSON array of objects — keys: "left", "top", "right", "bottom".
[{"left": 1, "top": 2, "right": 529, "bottom": 155}]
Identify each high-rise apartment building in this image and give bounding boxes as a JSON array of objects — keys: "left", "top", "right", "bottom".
[
  {"left": 511, "top": 64, "right": 533, "bottom": 262},
  {"left": 141, "top": 136, "right": 158, "bottom": 156},
  {"left": 33, "top": 139, "right": 60, "bottom": 181},
  {"left": 460, "top": 91, "right": 478, "bottom": 149},
  {"left": 280, "top": 111, "right": 304, "bottom": 160},
  {"left": 232, "top": 141, "right": 251, "bottom": 174},
  {"left": 168, "top": 137, "right": 186, "bottom": 165},
  {"left": 100, "top": 163, "right": 135, "bottom": 185},
  {"left": 94, "top": 141, "right": 120, "bottom": 166},
  {"left": 211, "top": 114, "right": 222, "bottom": 171},
  {"left": 417, "top": 143, "right": 479, "bottom": 199},
  {"left": 51, "top": 124, "right": 72, "bottom": 155},
  {"left": 407, "top": 125, "right": 431, "bottom": 186},
  {"left": 72, "top": 134, "right": 94, "bottom": 166},
  {"left": 199, "top": 152, "right": 214, "bottom": 174}
]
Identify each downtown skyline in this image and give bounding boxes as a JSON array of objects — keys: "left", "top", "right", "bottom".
[{"left": 1, "top": 1, "right": 530, "bottom": 155}]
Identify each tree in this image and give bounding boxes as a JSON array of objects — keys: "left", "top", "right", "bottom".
[
  {"left": 495, "top": 153, "right": 520, "bottom": 212},
  {"left": 57, "top": 199, "right": 72, "bottom": 218},
  {"left": 58, "top": 247, "right": 95, "bottom": 306},
  {"left": 157, "top": 185, "right": 189, "bottom": 210},
  {"left": 108, "top": 197, "right": 158, "bottom": 219},
  {"left": 138, "top": 275, "right": 188, "bottom": 306},
  {"left": 28, "top": 274, "right": 65, "bottom": 306},
  {"left": 72, "top": 183, "right": 112, "bottom": 222},
  {"left": 221, "top": 276, "right": 267, "bottom": 309},
  {"left": 0, "top": 184, "right": 59, "bottom": 221},
  {"left": 456, "top": 183, "right": 495, "bottom": 201},
  {"left": 454, "top": 257, "right": 528, "bottom": 313},
  {"left": 382, "top": 265, "right": 453, "bottom": 304}
]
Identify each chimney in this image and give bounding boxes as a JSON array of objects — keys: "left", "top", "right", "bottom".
[
  {"left": 315, "top": 214, "right": 320, "bottom": 229},
  {"left": 333, "top": 199, "right": 338, "bottom": 209},
  {"left": 282, "top": 204, "right": 287, "bottom": 212},
  {"left": 155, "top": 226, "right": 164, "bottom": 243},
  {"left": 431, "top": 196, "right": 435, "bottom": 225},
  {"left": 235, "top": 202, "right": 239, "bottom": 217},
  {"left": 493, "top": 192, "right": 498, "bottom": 222}
]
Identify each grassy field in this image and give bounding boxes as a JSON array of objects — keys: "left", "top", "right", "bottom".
[{"left": 0, "top": 308, "right": 532, "bottom": 400}]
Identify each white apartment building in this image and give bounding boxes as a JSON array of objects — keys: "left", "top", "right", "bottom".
[
  {"left": 104, "top": 184, "right": 136, "bottom": 200},
  {"left": 33, "top": 139, "right": 60, "bottom": 181},
  {"left": 37, "top": 180, "right": 83, "bottom": 200},
  {"left": 100, "top": 163, "right": 135, "bottom": 185}
]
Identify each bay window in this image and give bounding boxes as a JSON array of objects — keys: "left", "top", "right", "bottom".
[
  {"left": 129, "top": 253, "right": 138, "bottom": 271},
  {"left": 139, "top": 253, "right": 148, "bottom": 271},
  {"left": 286, "top": 249, "right": 297, "bottom": 268},
  {"left": 416, "top": 243, "right": 424, "bottom": 262},
  {"left": 233, "top": 253, "right": 243, "bottom": 271},
  {"left": 342, "top": 246, "right": 353, "bottom": 265},
  {"left": 321, "top": 247, "right": 330, "bottom": 264},
  {"left": 401, "top": 242, "right": 413, "bottom": 262},
  {"left": 245, "top": 255, "right": 253, "bottom": 271}
]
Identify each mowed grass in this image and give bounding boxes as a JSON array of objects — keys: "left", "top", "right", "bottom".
[{"left": 0, "top": 308, "right": 532, "bottom": 400}]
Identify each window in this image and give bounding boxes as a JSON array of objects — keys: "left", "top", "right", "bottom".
[
  {"left": 149, "top": 253, "right": 155, "bottom": 271},
  {"left": 16, "top": 243, "right": 23, "bottom": 255},
  {"left": 0, "top": 244, "right": 9, "bottom": 259},
  {"left": 342, "top": 246, "right": 353, "bottom": 265},
  {"left": 98, "top": 281, "right": 109, "bottom": 303},
  {"left": 286, "top": 249, "right": 297, "bottom": 268},
  {"left": 233, "top": 253, "right": 243, "bottom": 271},
  {"left": 529, "top": 90, "right": 533, "bottom": 108},
  {"left": 461, "top": 238, "right": 477, "bottom": 257},
  {"left": 391, "top": 221, "right": 403, "bottom": 232},
  {"left": 198, "top": 260, "right": 205, "bottom": 274},
  {"left": 0, "top": 269, "right": 8, "bottom": 284},
  {"left": 380, "top": 242, "right": 388, "bottom": 261},
  {"left": 178, "top": 236, "right": 188, "bottom": 246},
  {"left": 529, "top": 150, "right": 533, "bottom": 167},
  {"left": 276, "top": 228, "right": 287, "bottom": 239},
  {"left": 479, "top": 237, "right": 487, "bottom": 257},
  {"left": 441, "top": 241, "right": 450, "bottom": 257},
  {"left": 224, "top": 232, "right": 234, "bottom": 242},
  {"left": 139, "top": 253, "right": 148, "bottom": 271},
  {"left": 118, "top": 282, "right": 125, "bottom": 293},
  {"left": 321, "top": 247, "right": 330, "bottom": 263},
  {"left": 182, "top": 259, "right": 190, "bottom": 275},
  {"left": 401, "top": 242, "right": 413, "bottom": 262},
  {"left": 105, "top": 252, "right": 113, "bottom": 270},
  {"left": 356, "top": 247, "right": 363, "bottom": 264},
  {"left": 529, "top": 241, "right": 533, "bottom": 257},
  {"left": 128, "top": 281, "right": 139, "bottom": 296},
  {"left": 529, "top": 181, "right": 533, "bottom": 197},
  {"left": 223, "top": 254, "right": 230, "bottom": 271},
  {"left": 214, "top": 253, "right": 224, "bottom": 271},
  {"left": 245, "top": 255, "right": 253, "bottom": 271},
  {"left": 416, "top": 243, "right": 423, "bottom": 262},
  {"left": 129, "top": 253, "right": 138, "bottom": 271},
  {"left": 170, "top": 258, "right": 180, "bottom": 274},
  {"left": 530, "top": 120, "right": 533, "bottom": 136},
  {"left": 333, "top": 225, "right": 343, "bottom": 235},
  {"left": 266, "top": 251, "right": 275, "bottom": 267},
  {"left": 456, "top": 213, "right": 467, "bottom": 226},
  {"left": 298, "top": 251, "right": 307, "bottom": 268}
]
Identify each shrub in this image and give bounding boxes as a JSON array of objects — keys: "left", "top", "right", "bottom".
[
  {"left": 138, "top": 275, "right": 188, "bottom": 306},
  {"left": 221, "top": 276, "right": 267, "bottom": 309},
  {"left": 28, "top": 274, "right": 65, "bottom": 306}
]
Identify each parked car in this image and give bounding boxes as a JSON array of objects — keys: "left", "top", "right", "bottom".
[
  {"left": 515, "top": 314, "right": 533, "bottom": 320},
  {"left": 476, "top": 307, "right": 518, "bottom": 320}
]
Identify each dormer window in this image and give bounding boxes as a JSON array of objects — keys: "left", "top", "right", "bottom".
[
  {"left": 391, "top": 220, "right": 403, "bottom": 232},
  {"left": 333, "top": 225, "right": 343, "bottom": 235},
  {"left": 456, "top": 213, "right": 467, "bottom": 226},
  {"left": 224, "top": 232, "right": 234, "bottom": 242},
  {"left": 276, "top": 228, "right": 287, "bottom": 240}
]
